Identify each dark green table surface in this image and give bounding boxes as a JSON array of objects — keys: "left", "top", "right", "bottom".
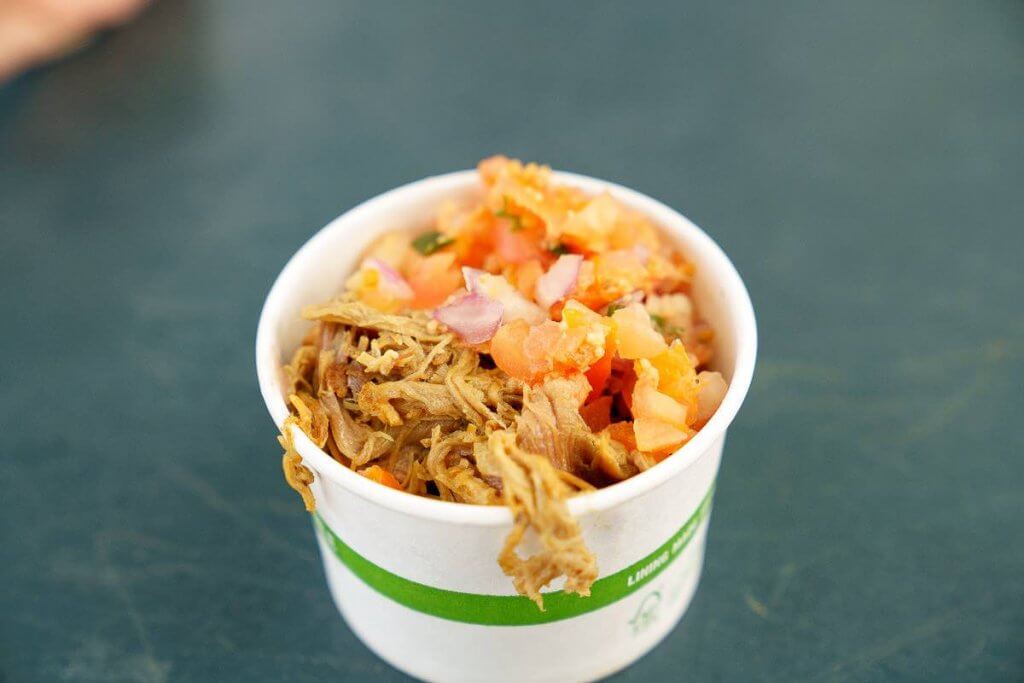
[{"left": 2, "top": 2, "right": 1022, "bottom": 681}]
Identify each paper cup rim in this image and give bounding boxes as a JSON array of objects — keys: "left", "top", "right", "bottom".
[{"left": 256, "top": 169, "right": 757, "bottom": 527}]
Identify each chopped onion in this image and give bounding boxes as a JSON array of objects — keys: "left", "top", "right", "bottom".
[
  {"left": 461, "top": 266, "right": 485, "bottom": 292},
  {"left": 364, "top": 258, "right": 413, "bottom": 300},
  {"left": 433, "top": 292, "right": 504, "bottom": 344},
  {"left": 464, "top": 269, "right": 546, "bottom": 325},
  {"left": 535, "top": 254, "right": 582, "bottom": 309}
]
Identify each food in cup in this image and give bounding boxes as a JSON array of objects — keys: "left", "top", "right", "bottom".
[
  {"left": 258, "top": 164, "right": 756, "bottom": 680},
  {"left": 277, "top": 156, "right": 729, "bottom": 606}
]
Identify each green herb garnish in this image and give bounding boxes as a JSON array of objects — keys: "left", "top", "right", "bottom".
[
  {"left": 411, "top": 230, "right": 454, "bottom": 255},
  {"left": 606, "top": 302, "right": 625, "bottom": 316},
  {"left": 494, "top": 197, "right": 525, "bottom": 232},
  {"left": 649, "top": 312, "right": 685, "bottom": 338},
  {"left": 549, "top": 242, "right": 571, "bottom": 255}
]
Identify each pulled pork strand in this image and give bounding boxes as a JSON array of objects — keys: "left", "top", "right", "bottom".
[
  {"left": 476, "top": 431, "right": 597, "bottom": 608},
  {"left": 278, "top": 313, "right": 604, "bottom": 602}
]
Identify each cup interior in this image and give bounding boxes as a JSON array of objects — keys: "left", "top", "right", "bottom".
[{"left": 256, "top": 170, "right": 756, "bottom": 523}]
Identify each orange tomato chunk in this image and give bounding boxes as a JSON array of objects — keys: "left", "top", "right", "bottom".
[{"left": 360, "top": 465, "right": 403, "bottom": 490}]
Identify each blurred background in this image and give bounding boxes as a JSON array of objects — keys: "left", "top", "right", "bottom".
[{"left": 1, "top": 1, "right": 1022, "bottom": 681}]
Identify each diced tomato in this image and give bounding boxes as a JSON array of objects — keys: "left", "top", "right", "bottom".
[
  {"left": 478, "top": 155, "right": 509, "bottom": 186},
  {"left": 522, "top": 321, "right": 597, "bottom": 375},
  {"left": 405, "top": 252, "right": 463, "bottom": 308},
  {"left": 612, "top": 303, "right": 667, "bottom": 359},
  {"left": 584, "top": 342, "right": 613, "bottom": 401},
  {"left": 513, "top": 260, "right": 544, "bottom": 299},
  {"left": 633, "top": 418, "right": 690, "bottom": 460},
  {"left": 561, "top": 298, "right": 604, "bottom": 328},
  {"left": 590, "top": 249, "right": 648, "bottom": 302},
  {"left": 695, "top": 371, "right": 727, "bottom": 425},
  {"left": 522, "top": 320, "right": 563, "bottom": 367},
  {"left": 648, "top": 340, "right": 699, "bottom": 421},
  {"left": 632, "top": 381, "right": 689, "bottom": 430},
  {"left": 617, "top": 364, "right": 638, "bottom": 414},
  {"left": 579, "top": 395, "right": 612, "bottom": 433},
  {"left": 448, "top": 208, "right": 495, "bottom": 268},
  {"left": 558, "top": 299, "right": 616, "bottom": 398},
  {"left": 490, "top": 320, "right": 537, "bottom": 383},
  {"left": 558, "top": 194, "right": 621, "bottom": 253},
  {"left": 551, "top": 327, "right": 600, "bottom": 373},
  {"left": 606, "top": 421, "right": 638, "bottom": 451},
  {"left": 495, "top": 220, "right": 546, "bottom": 265},
  {"left": 608, "top": 214, "right": 660, "bottom": 252},
  {"left": 493, "top": 317, "right": 611, "bottom": 384},
  {"left": 360, "top": 465, "right": 403, "bottom": 490}
]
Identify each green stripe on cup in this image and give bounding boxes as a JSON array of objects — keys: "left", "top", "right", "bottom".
[{"left": 313, "top": 485, "right": 714, "bottom": 626}]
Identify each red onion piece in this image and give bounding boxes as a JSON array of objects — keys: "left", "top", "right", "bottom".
[
  {"left": 433, "top": 292, "right": 504, "bottom": 344},
  {"left": 463, "top": 268, "right": 546, "bottom": 324},
  {"left": 535, "top": 254, "right": 582, "bottom": 309},
  {"left": 364, "top": 258, "right": 413, "bottom": 299}
]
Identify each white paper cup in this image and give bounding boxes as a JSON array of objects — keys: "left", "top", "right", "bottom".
[{"left": 256, "top": 170, "right": 757, "bottom": 683}]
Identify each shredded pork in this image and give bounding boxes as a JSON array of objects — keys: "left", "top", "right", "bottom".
[{"left": 281, "top": 299, "right": 611, "bottom": 606}]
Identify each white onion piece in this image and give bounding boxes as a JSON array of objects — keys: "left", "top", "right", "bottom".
[
  {"left": 535, "top": 254, "right": 582, "bottom": 309},
  {"left": 364, "top": 258, "right": 413, "bottom": 299},
  {"left": 433, "top": 292, "right": 504, "bottom": 344}
]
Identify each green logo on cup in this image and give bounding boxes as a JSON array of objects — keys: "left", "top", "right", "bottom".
[{"left": 629, "top": 590, "right": 663, "bottom": 635}]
